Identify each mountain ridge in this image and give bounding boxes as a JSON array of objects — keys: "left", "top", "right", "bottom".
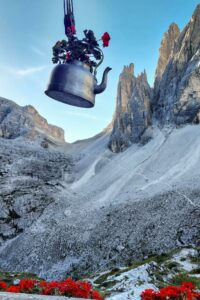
[{"left": 0, "top": 97, "right": 65, "bottom": 145}]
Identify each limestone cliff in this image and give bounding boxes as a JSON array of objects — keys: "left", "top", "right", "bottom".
[
  {"left": 154, "top": 5, "right": 200, "bottom": 125},
  {"left": 108, "top": 64, "right": 152, "bottom": 152},
  {"left": 0, "top": 138, "right": 72, "bottom": 247},
  {"left": 154, "top": 23, "right": 180, "bottom": 94}
]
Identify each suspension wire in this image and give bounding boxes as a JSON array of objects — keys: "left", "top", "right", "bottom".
[{"left": 64, "top": 0, "right": 75, "bottom": 36}]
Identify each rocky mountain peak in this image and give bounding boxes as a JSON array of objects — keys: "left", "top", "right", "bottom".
[
  {"left": 0, "top": 97, "right": 65, "bottom": 145},
  {"left": 115, "top": 63, "right": 135, "bottom": 113},
  {"left": 122, "top": 63, "right": 134, "bottom": 76},
  {"left": 24, "top": 104, "right": 65, "bottom": 143},
  {"left": 193, "top": 4, "right": 200, "bottom": 26},
  {"left": 154, "top": 4, "right": 200, "bottom": 125},
  {"left": 108, "top": 65, "right": 152, "bottom": 153},
  {"left": 24, "top": 104, "right": 37, "bottom": 113},
  {"left": 173, "top": 4, "right": 200, "bottom": 61},
  {"left": 154, "top": 22, "right": 180, "bottom": 91},
  {"left": 137, "top": 70, "right": 148, "bottom": 83},
  {"left": 168, "top": 22, "right": 180, "bottom": 33}
]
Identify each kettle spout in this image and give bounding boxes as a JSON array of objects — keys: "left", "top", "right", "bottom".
[{"left": 94, "top": 67, "right": 112, "bottom": 94}]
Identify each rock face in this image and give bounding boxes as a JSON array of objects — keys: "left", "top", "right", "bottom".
[
  {"left": 154, "top": 5, "right": 200, "bottom": 125},
  {"left": 154, "top": 23, "right": 180, "bottom": 94},
  {"left": 0, "top": 138, "right": 72, "bottom": 247},
  {"left": 0, "top": 97, "right": 65, "bottom": 144},
  {"left": 108, "top": 64, "right": 152, "bottom": 152}
]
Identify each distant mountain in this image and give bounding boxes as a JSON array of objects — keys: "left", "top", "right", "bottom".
[{"left": 0, "top": 97, "right": 65, "bottom": 146}]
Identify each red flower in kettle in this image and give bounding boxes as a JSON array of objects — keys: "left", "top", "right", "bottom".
[{"left": 101, "top": 32, "right": 111, "bottom": 47}]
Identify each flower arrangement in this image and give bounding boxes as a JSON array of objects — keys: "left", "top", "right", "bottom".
[
  {"left": 0, "top": 278, "right": 104, "bottom": 299},
  {"left": 52, "top": 27, "right": 111, "bottom": 74},
  {"left": 141, "top": 282, "right": 200, "bottom": 300},
  {"left": 52, "top": 0, "right": 111, "bottom": 75}
]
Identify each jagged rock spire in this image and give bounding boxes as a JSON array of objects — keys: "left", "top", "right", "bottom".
[
  {"left": 108, "top": 64, "right": 152, "bottom": 153},
  {"left": 154, "top": 4, "right": 200, "bottom": 125},
  {"left": 154, "top": 23, "right": 180, "bottom": 92}
]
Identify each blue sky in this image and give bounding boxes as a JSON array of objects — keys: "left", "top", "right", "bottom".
[{"left": 0, "top": 0, "right": 199, "bottom": 142}]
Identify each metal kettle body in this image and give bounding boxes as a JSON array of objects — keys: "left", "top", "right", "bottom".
[{"left": 45, "top": 60, "right": 111, "bottom": 108}]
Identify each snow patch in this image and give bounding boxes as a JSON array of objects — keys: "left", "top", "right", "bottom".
[
  {"left": 170, "top": 248, "right": 199, "bottom": 272},
  {"left": 106, "top": 263, "right": 158, "bottom": 300}
]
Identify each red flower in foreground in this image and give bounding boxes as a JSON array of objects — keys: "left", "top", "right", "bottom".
[
  {"left": 6, "top": 286, "right": 21, "bottom": 293},
  {"left": 0, "top": 278, "right": 104, "bottom": 299},
  {"left": 141, "top": 282, "right": 200, "bottom": 300},
  {"left": 101, "top": 32, "right": 111, "bottom": 47},
  {"left": 0, "top": 281, "right": 8, "bottom": 291},
  {"left": 19, "top": 279, "right": 37, "bottom": 292},
  {"left": 182, "top": 282, "right": 196, "bottom": 290},
  {"left": 141, "top": 289, "right": 155, "bottom": 300}
]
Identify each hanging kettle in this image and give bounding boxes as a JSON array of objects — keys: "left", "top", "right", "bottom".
[{"left": 45, "top": 60, "right": 111, "bottom": 108}]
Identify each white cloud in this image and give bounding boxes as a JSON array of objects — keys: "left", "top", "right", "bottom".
[
  {"left": 8, "top": 66, "right": 47, "bottom": 77},
  {"left": 64, "top": 111, "right": 104, "bottom": 121},
  {"left": 30, "top": 46, "right": 45, "bottom": 56}
]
